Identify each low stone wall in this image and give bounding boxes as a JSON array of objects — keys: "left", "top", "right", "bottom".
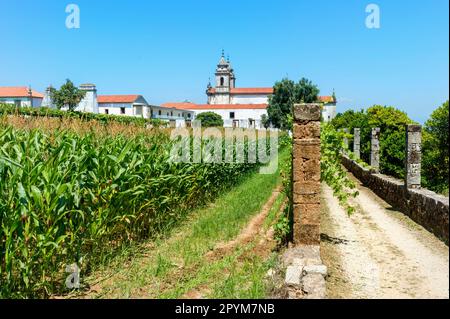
[{"left": 342, "top": 156, "right": 449, "bottom": 243}]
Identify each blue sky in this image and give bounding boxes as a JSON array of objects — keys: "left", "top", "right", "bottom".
[{"left": 0, "top": 0, "right": 448, "bottom": 123}]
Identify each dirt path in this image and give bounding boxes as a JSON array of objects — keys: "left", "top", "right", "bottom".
[
  {"left": 184, "top": 186, "right": 287, "bottom": 298},
  {"left": 205, "top": 185, "right": 282, "bottom": 261},
  {"left": 321, "top": 174, "right": 449, "bottom": 299}
]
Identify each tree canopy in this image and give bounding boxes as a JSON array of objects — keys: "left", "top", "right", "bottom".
[
  {"left": 267, "top": 78, "right": 320, "bottom": 130},
  {"left": 332, "top": 105, "right": 415, "bottom": 178},
  {"left": 50, "top": 79, "right": 86, "bottom": 112},
  {"left": 195, "top": 111, "right": 224, "bottom": 127},
  {"left": 422, "top": 101, "right": 449, "bottom": 194}
]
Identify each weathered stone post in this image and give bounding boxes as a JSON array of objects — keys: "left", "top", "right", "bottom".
[
  {"left": 292, "top": 104, "right": 321, "bottom": 245},
  {"left": 343, "top": 128, "right": 349, "bottom": 151},
  {"left": 370, "top": 128, "right": 380, "bottom": 173},
  {"left": 353, "top": 128, "right": 361, "bottom": 159},
  {"left": 405, "top": 125, "right": 422, "bottom": 189}
]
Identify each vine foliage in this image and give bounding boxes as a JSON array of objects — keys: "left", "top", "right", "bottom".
[{"left": 321, "top": 123, "right": 359, "bottom": 215}]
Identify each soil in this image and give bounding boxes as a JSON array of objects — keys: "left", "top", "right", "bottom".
[{"left": 321, "top": 173, "right": 449, "bottom": 299}]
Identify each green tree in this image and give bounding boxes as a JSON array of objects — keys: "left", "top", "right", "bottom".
[
  {"left": 294, "top": 78, "right": 320, "bottom": 104},
  {"left": 422, "top": 101, "right": 449, "bottom": 194},
  {"left": 366, "top": 105, "right": 415, "bottom": 178},
  {"left": 195, "top": 111, "right": 224, "bottom": 127},
  {"left": 267, "top": 77, "right": 320, "bottom": 130},
  {"left": 50, "top": 79, "right": 86, "bottom": 111},
  {"left": 332, "top": 105, "right": 414, "bottom": 178},
  {"left": 261, "top": 114, "right": 270, "bottom": 129}
]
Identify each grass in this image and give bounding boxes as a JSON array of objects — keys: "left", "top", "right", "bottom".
[{"left": 79, "top": 148, "right": 290, "bottom": 299}]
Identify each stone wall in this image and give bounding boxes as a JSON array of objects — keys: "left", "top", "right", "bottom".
[{"left": 342, "top": 155, "right": 449, "bottom": 243}]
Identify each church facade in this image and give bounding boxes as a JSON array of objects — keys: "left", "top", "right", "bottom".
[{"left": 163, "top": 53, "right": 337, "bottom": 128}]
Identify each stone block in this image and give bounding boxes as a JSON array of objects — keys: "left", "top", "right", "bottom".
[
  {"left": 285, "top": 265, "right": 302, "bottom": 286},
  {"left": 293, "top": 103, "right": 321, "bottom": 121},
  {"left": 294, "top": 223, "right": 320, "bottom": 245},
  {"left": 293, "top": 192, "right": 320, "bottom": 204},
  {"left": 407, "top": 124, "right": 422, "bottom": 133},
  {"left": 293, "top": 181, "right": 320, "bottom": 195},
  {"left": 294, "top": 204, "right": 321, "bottom": 225},
  {"left": 293, "top": 122, "right": 320, "bottom": 139},
  {"left": 293, "top": 164, "right": 320, "bottom": 183},
  {"left": 293, "top": 138, "right": 320, "bottom": 155},
  {"left": 302, "top": 274, "right": 326, "bottom": 299},
  {"left": 303, "top": 265, "right": 328, "bottom": 277}
]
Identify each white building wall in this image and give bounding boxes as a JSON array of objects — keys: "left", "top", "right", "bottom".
[
  {"left": 99, "top": 104, "right": 134, "bottom": 116},
  {"left": 230, "top": 94, "right": 269, "bottom": 104},
  {"left": 0, "top": 98, "right": 42, "bottom": 107},
  {"left": 194, "top": 108, "right": 267, "bottom": 128},
  {"left": 76, "top": 86, "right": 98, "bottom": 113},
  {"left": 151, "top": 106, "right": 194, "bottom": 121},
  {"left": 209, "top": 93, "right": 230, "bottom": 105},
  {"left": 322, "top": 104, "right": 337, "bottom": 122}
]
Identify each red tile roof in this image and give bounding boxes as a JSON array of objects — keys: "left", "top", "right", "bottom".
[
  {"left": 207, "top": 87, "right": 274, "bottom": 95},
  {"left": 231, "top": 87, "right": 274, "bottom": 94},
  {"left": 206, "top": 87, "right": 335, "bottom": 103},
  {"left": 97, "top": 95, "right": 141, "bottom": 103},
  {"left": 161, "top": 102, "right": 198, "bottom": 109},
  {"left": 319, "top": 96, "right": 335, "bottom": 103},
  {"left": 162, "top": 102, "right": 268, "bottom": 110},
  {"left": 0, "top": 86, "right": 44, "bottom": 98}
]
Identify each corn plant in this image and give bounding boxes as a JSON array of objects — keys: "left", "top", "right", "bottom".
[{"left": 0, "top": 120, "right": 277, "bottom": 298}]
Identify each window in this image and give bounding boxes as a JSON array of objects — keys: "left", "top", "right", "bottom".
[
  {"left": 105, "top": 109, "right": 109, "bottom": 115},
  {"left": 135, "top": 106, "right": 143, "bottom": 116},
  {"left": 170, "top": 111, "right": 173, "bottom": 116},
  {"left": 187, "top": 113, "right": 191, "bottom": 119},
  {"left": 158, "top": 110, "right": 162, "bottom": 116},
  {"left": 120, "top": 107, "right": 126, "bottom": 115},
  {"left": 230, "top": 112, "right": 235, "bottom": 119},
  {"left": 220, "top": 77, "right": 224, "bottom": 86}
]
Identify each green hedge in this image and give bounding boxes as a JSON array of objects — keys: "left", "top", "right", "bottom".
[{"left": 0, "top": 103, "right": 167, "bottom": 127}]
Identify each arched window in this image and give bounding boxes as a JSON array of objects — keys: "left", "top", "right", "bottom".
[{"left": 220, "top": 77, "right": 224, "bottom": 86}]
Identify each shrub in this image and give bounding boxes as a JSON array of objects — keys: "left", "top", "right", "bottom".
[
  {"left": 331, "top": 105, "right": 415, "bottom": 179},
  {"left": 194, "top": 112, "right": 224, "bottom": 127},
  {"left": 0, "top": 103, "right": 167, "bottom": 128},
  {"left": 422, "top": 101, "right": 449, "bottom": 194}
]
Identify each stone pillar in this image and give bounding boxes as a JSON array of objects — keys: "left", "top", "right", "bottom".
[
  {"left": 405, "top": 125, "right": 422, "bottom": 189},
  {"left": 292, "top": 104, "right": 321, "bottom": 246},
  {"left": 370, "top": 128, "right": 380, "bottom": 173},
  {"left": 353, "top": 128, "right": 361, "bottom": 159},
  {"left": 343, "top": 128, "right": 349, "bottom": 151}
]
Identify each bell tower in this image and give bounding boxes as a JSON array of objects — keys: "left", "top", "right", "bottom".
[
  {"left": 211, "top": 50, "right": 233, "bottom": 104},
  {"left": 215, "top": 50, "right": 231, "bottom": 90}
]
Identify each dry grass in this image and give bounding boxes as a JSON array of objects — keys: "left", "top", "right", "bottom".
[{"left": 1, "top": 114, "right": 169, "bottom": 138}]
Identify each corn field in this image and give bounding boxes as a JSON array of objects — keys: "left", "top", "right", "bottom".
[{"left": 0, "top": 117, "right": 272, "bottom": 298}]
